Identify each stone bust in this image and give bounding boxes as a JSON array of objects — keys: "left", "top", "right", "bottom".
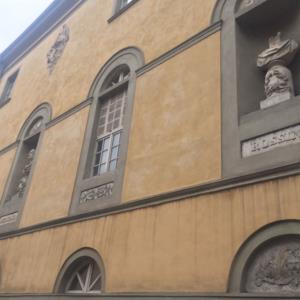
[
  {"left": 264, "top": 65, "right": 293, "bottom": 99},
  {"left": 257, "top": 32, "right": 299, "bottom": 109}
]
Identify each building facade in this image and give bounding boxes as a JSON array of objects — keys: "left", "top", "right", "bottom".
[{"left": 0, "top": 0, "right": 299, "bottom": 298}]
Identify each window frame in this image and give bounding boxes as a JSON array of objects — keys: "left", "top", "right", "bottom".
[
  {"left": 0, "top": 69, "right": 19, "bottom": 108},
  {"left": 70, "top": 47, "right": 144, "bottom": 216},
  {"left": 92, "top": 72, "right": 129, "bottom": 177},
  {"left": 54, "top": 248, "right": 105, "bottom": 294},
  {"left": 65, "top": 259, "right": 102, "bottom": 294}
]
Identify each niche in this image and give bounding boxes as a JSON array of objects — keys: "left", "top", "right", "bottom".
[
  {"left": 4, "top": 129, "right": 39, "bottom": 204},
  {"left": 235, "top": 0, "right": 300, "bottom": 116}
]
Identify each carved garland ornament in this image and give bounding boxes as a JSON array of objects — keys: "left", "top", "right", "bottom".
[
  {"left": 5, "top": 148, "right": 36, "bottom": 203},
  {"left": 16, "top": 148, "right": 36, "bottom": 198},
  {"left": 47, "top": 24, "right": 70, "bottom": 74}
]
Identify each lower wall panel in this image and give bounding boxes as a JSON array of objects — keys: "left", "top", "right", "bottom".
[{"left": 1, "top": 174, "right": 300, "bottom": 293}]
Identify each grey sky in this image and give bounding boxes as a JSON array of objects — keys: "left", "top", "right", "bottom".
[{"left": 0, "top": 0, "right": 53, "bottom": 53}]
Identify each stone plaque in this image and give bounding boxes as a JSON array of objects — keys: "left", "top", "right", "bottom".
[
  {"left": 245, "top": 237, "right": 300, "bottom": 293},
  {"left": 80, "top": 183, "right": 113, "bottom": 204},
  {"left": 0, "top": 212, "right": 18, "bottom": 226},
  {"left": 242, "top": 125, "right": 300, "bottom": 157}
]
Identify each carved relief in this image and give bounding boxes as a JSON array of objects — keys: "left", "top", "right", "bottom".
[
  {"left": 245, "top": 238, "right": 300, "bottom": 293},
  {"left": 0, "top": 212, "right": 18, "bottom": 226},
  {"left": 242, "top": 124, "right": 300, "bottom": 157},
  {"left": 16, "top": 148, "right": 36, "bottom": 198},
  {"left": 257, "top": 32, "right": 299, "bottom": 109},
  {"left": 47, "top": 24, "right": 70, "bottom": 74},
  {"left": 80, "top": 183, "right": 113, "bottom": 204}
]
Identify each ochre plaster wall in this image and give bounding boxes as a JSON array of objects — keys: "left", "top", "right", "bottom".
[
  {"left": 1, "top": 174, "right": 300, "bottom": 293},
  {"left": 1, "top": 33, "right": 221, "bottom": 224},
  {"left": 19, "top": 107, "right": 89, "bottom": 227},
  {"left": 0, "top": 150, "right": 15, "bottom": 202},
  {"left": 0, "top": 0, "right": 216, "bottom": 150},
  {"left": 123, "top": 33, "right": 221, "bottom": 201}
]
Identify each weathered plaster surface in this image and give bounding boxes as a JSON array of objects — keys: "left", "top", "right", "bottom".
[
  {"left": 0, "top": 0, "right": 216, "bottom": 149},
  {"left": 1, "top": 173, "right": 300, "bottom": 293},
  {"left": 19, "top": 107, "right": 89, "bottom": 227},
  {"left": 123, "top": 33, "right": 221, "bottom": 201}
]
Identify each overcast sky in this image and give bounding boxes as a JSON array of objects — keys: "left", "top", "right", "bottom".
[{"left": 0, "top": 0, "right": 53, "bottom": 53}]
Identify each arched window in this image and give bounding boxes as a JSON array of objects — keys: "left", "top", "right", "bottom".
[
  {"left": 54, "top": 248, "right": 105, "bottom": 294},
  {"left": 70, "top": 47, "right": 144, "bottom": 215},
  {"left": 92, "top": 65, "right": 130, "bottom": 176},
  {"left": 0, "top": 103, "right": 51, "bottom": 232}
]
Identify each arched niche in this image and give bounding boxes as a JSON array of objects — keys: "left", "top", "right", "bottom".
[
  {"left": 213, "top": 0, "right": 300, "bottom": 178},
  {"left": 0, "top": 103, "right": 51, "bottom": 232},
  {"left": 214, "top": 0, "right": 300, "bottom": 114},
  {"left": 228, "top": 220, "right": 300, "bottom": 294},
  {"left": 17, "top": 103, "right": 52, "bottom": 141}
]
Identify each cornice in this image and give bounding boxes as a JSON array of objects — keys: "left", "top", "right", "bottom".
[{"left": 1, "top": 160, "right": 300, "bottom": 240}]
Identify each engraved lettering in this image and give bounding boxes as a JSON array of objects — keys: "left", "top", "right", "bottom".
[{"left": 242, "top": 125, "right": 300, "bottom": 157}]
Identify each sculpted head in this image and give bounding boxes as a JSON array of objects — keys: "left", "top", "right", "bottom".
[{"left": 265, "top": 65, "right": 292, "bottom": 98}]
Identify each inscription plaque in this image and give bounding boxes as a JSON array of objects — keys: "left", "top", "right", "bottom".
[
  {"left": 80, "top": 183, "right": 113, "bottom": 204},
  {"left": 242, "top": 125, "right": 300, "bottom": 157},
  {"left": 0, "top": 212, "right": 18, "bottom": 226}
]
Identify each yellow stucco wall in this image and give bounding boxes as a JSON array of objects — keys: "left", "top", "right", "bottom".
[
  {"left": 0, "top": 0, "right": 216, "bottom": 150},
  {"left": 19, "top": 107, "right": 89, "bottom": 227},
  {"left": 123, "top": 33, "right": 221, "bottom": 201},
  {"left": 1, "top": 0, "right": 298, "bottom": 296},
  {"left": 0, "top": 174, "right": 300, "bottom": 293},
  {"left": 14, "top": 32, "right": 221, "bottom": 225}
]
